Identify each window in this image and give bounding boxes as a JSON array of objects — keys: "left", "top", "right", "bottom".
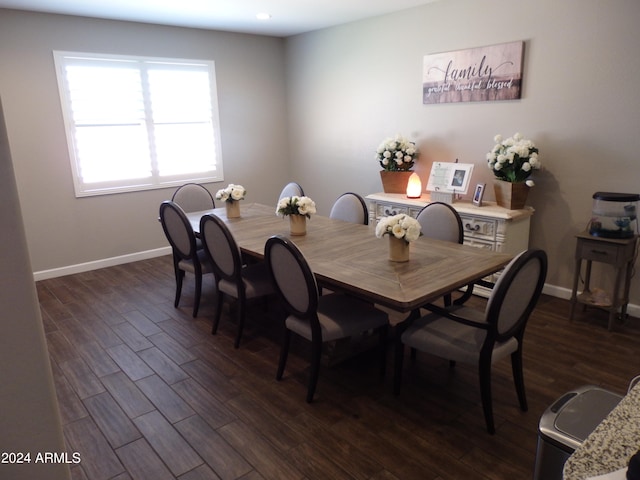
[{"left": 54, "top": 52, "right": 223, "bottom": 197}]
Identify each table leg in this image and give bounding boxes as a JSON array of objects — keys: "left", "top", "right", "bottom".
[
  {"left": 608, "top": 265, "right": 625, "bottom": 331},
  {"left": 582, "top": 260, "right": 593, "bottom": 313}
]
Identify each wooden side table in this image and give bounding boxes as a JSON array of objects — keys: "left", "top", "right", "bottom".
[{"left": 569, "top": 231, "right": 638, "bottom": 330}]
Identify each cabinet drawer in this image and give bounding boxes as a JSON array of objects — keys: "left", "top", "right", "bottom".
[
  {"left": 463, "top": 238, "right": 495, "bottom": 251},
  {"left": 376, "top": 203, "right": 408, "bottom": 218},
  {"left": 460, "top": 216, "right": 497, "bottom": 241},
  {"left": 577, "top": 241, "right": 622, "bottom": 264}
]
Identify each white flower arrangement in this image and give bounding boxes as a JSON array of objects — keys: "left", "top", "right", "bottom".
[
  {"left": 375, "top": 214, "right": 421, "bottom": 243},
  {"left": 486, "top": 133, "right": 540, "bottom": 186},
  {"left": 276, "top": 196, "right": 317, "bottom": 218},
  {"left": 216, "top": 184, "right": 246, "bottom": 203},
  {"left": 376, "top": 134, "right": 419, "bottom": 171}
]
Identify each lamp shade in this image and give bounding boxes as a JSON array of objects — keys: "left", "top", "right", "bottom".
[{"left": 406, "top": 172, "right": 422, "bottom": 198}]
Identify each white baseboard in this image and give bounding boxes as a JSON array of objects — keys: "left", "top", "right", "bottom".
[
  {"left": 542, "top": 283, "right": 640, "bottom": 320},
  {"left": 33, "top": 247, "right": 172, "bottom": 281}
]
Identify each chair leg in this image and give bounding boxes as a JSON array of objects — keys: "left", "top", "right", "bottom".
[
  {"left": 394, "top": 311, "right": 419, "bottom": 395},
  {"left": 276, "top": 329, "right": 291, "bottom": 381},
  {"left": 234, "top": 301, "right": 246, "bottom": 349},
  {"left": 478, "top": 357, "right": 495, "bottom": 434},
  {"left": 211, "top": 289, "right": 224, "bottom": 335},
  {"left": 193, "top": 272, "right": 202, "bottom": 317},
  {"left": 174, "top": 268, "right": 184, "bottom": 308},
  {"left": 307, "top": 337, "right": 322, "bottom": 403},
  {"left": 511, "top": 349, "right": 528, "bottom": 412}
]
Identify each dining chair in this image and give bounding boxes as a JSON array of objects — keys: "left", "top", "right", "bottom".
[
  {"left": 159, "top": 201, "right": 214, "bottom": 317},
  {"left": 172, "top": 183, "right": 215, "bottom": 213},
  {"left": 278, "top": 182, "right": 304, "bottom": 201},
  {"left": 416, "top": 201, "right": 463, "bottom": 244},
  {"left": 200, "top": 214, "right": 275, "bottom": 348},
  {"left": 416, "top": 202, "right": 471, "bottom": 306},
  {"left": 393, "top": 249, "right": 548, "bottom": 434},
  {"left": 329, "top": 192, "right": 369, "bottom": 225},
  {"left": 265, "top": 235, "right": 389, "bottom": 402}
]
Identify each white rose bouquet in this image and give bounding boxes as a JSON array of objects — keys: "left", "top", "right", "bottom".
[
  {"left": 216, "top": 184, "right": 246, "bottom": 203},
  {"left": 486, "top": 133, "right": 540, "bottom": 186},
  {"left": 376, "top": 134, "right": 419, "bottom": 171},
  {"left": 276, "top": 196, "right": 317, "bottom": 218},
  {"left": 375, "top": 214, "right": 421, "bottom": 243}
]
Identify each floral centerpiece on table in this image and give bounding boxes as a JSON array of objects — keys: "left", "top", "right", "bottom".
[
  {"left": 486, "top": 133, "right": 540, "bottom": 187},
  {"left": 375, "top": 214, "right": 421, "bottom": 243},
  {"left": 376, "top": 134, "right": 419, "bottom": 171},
  {"left": 276, "top": 196, "right": 317, "bottom": 218},
  {"left": 216, "top": 184, "right": 246, "bottom": 203}
]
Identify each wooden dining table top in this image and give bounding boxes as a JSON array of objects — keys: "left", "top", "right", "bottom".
[{"left": 187, "top": 203, "right": 513, "bottom": 313}]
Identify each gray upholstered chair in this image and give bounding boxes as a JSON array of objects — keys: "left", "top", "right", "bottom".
[
  {"left": 172, "top": 183, "right": 215, "bottom": 213},
  {"left": 278, "top": 182, "right": 304, "bottom": 201},
  {"left": 200, "top": 214, "right": 275, "bottom": 348},
  {"left": 159, "top": 201, "right": 214, "bottom": 317},
  {"left": 416, "top": 201, "right": 463, "bottom": 244},
  {"left": 329, "top": 192, "right": 369, "bottom": 225},
  {"left": 416, "top": 201, "right": 469, "bottom": 306},
  {"left": 265, "top": 235, "right": 389, "bottom": 403},
  {"left": 393, "top": 249, "right": 547, "bottom": 434}
]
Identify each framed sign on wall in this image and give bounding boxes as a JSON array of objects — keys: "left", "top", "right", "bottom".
[{"left": 423, "top": 41, "right": 524, "bottom": 104}]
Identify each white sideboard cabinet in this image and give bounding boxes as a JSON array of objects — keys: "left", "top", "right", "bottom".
[{"left": 366, "top": 193, "right": 534, "bottom": 295}]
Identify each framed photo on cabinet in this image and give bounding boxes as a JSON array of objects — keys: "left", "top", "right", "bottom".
[{"left": 472, "top": 183, "right": 486, "bottom": 206}]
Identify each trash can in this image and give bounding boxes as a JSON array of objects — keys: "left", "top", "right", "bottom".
[{"left": 533, "top": 385, "right": 622, "bottom": 480}]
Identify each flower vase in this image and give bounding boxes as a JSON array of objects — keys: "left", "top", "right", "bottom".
[
  {"left": 493, "top": 180, "right": 529, "bottom": 210},
  {"left": 380, "top": 170, "right": 414, "bottom": 194},
  {"left": 225, "top": 200, "right": 241, "bottom": 218},
  {"left": 289, "top": 214, "right": 307, "bottom": 236},
  {"left": 388, "top": 235, "right": 410, "bottom": 262}
]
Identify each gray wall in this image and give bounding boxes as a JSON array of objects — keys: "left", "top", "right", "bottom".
[
  {"left": 0, "top": 9, "right": 289, "bottom": 273},
  {"left": 2, "top": 0, "right": 640, "bottom": 304},
  {"left": 285, "top": 0, "right": 640, "bottom": 306}
]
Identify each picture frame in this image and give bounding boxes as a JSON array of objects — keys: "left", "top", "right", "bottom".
[
  {"left": 472, "top": 183, "right": 486, "bottom": 206},
  {"left": 423, "top": 40, "right": 525, "bottom": 104},
  {"left": 426, "top": 162, "right": 474, "bottom": 195}
]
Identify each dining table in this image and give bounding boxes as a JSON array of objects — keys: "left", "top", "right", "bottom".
[{"left": 187, "top": 203, "right": 514, "bottom": 315}]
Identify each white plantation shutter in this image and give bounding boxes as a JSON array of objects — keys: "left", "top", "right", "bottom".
[{"left": 54, "top": 52, "right": 223, "bottom": 197}]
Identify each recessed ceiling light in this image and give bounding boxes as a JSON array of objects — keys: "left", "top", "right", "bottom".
[{"left": 256, "top": 12, "right": 272, "bottom": 21}]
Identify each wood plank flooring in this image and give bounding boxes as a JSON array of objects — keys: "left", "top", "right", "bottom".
[{"left": 38, "top": 255, "right": 640, "bottom": 480}]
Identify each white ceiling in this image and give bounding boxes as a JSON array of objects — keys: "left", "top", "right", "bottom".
[{"left": 0, "top": 0, "right": 439, "bottom": 37}]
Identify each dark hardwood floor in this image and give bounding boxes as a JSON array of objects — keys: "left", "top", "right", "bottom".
[{"left": 38, "top": 255, "right": 640, "bottom": 480}]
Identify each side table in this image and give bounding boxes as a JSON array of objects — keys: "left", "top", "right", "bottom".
[{"left": 569, "top": 231, "right": 638, "bottom": 330}]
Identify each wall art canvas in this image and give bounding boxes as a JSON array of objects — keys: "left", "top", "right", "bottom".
[{"left": 423, "top": 41, "right": 524, "bottom": 104}]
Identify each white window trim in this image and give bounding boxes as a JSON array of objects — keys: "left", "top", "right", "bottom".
[{"left": 53, "top": 51, "right": 224, "bottom": 197}]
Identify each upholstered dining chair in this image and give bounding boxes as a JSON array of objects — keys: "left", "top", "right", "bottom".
[
  {"left": 172, "top": 183, "right": 215, "bottom": 213},
  {"left": 329, "top": 192, "right": 369, "bottom": 225},
  {"left": 278, "top": 182, "right": 304, "bottom": 201},
  {"left": 159, "top": 201, "right": 214, "bottom": 317},
  {"left": 416, "top": 202, "right": 470, "bottom": 306},
  {"left": 393, "top": 249, "right": 548, "bottom": 434},
  {"left": 265, "top": 235, "right": 389, "bottom": 403},
  {"left": 416, "top": 201, "right": 463, "bottom": 244},
  {"left": 200, "top": 214, "right": 275, "bottom": 348}
]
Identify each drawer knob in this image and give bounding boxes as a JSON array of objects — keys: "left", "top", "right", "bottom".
[
  {"left": 465, "top": 223, "right": 480, "bottom": 232},
  {"left": 590, "top": 249, "right": 608, "bottom": 255}
]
